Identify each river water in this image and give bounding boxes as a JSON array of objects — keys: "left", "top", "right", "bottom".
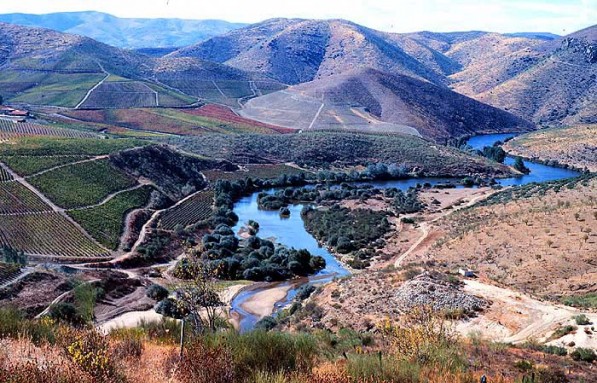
[{"left": 229, "top": 134, "right": 580, "bottom": 332}]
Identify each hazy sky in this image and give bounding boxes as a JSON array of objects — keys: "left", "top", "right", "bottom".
[{"left": 0, "top": 0, "right": 595, "bottom": 34}]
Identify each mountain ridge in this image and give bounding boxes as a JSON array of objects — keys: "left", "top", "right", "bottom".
[{"left": 0, "top": 11, "right": 247, "bottom": 49}]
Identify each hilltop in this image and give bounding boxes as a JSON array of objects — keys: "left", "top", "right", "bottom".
[
  {"left": 239, "top": 68, "right": 533, "bottom": 141},
  {"left": 170, "top": 18, "right": 446, "bottom": 85},
  {"left": 0, "top": 11, "right": 246, "bottom": 49}
]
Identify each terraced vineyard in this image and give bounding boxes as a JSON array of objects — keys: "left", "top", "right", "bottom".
[
  {"left": 0, "top": 212, "right": 110, "bottom": 259},
  {"left": 0, "top": 262, "right": 22, "bottom": 286},
  {"left": 159, "top": 190, "right": 214, "bottom": 230},
  {"left": 68, "top": 185, "right": 154, "bottom": 249},
  {"left": 0, "top": 137, "right": 147, "bottom": 157},
  {"left": 0, "top": 155, "right": 90, "bottom": 176},
  {"left": 0, "top": 120, "right": 99, "bottom": 139},
  {"left": 0, "top": 182, "right": 51, "bottom": 214},
  {"left": 28, "top": 159, "right": 137, "bottom": 208},
  {"left": 0, "top": 167, "right": 12, "bottom": 182},
  {"left": 80, "top": 81, "right": 158, "bottom": 109}
]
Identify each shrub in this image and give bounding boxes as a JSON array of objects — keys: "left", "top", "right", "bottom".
[
  {"left": 255, "top": 316, "right": 278, "bottom": 331},
  {"left": 146, "top": 284, "right": 169, "bottom": 301},
  {"left": 109, "top": 328, "right": 144, "bottom": 360},
  {"left": 49, "top": 303, "right": 85, "bottom": 326},
  {"left": 570, "top": 347, "right": 596, "bottom": 363},
  {"left": 573, "top": 314, "right": 591, "bottom": 325},
  {"left": 542, "top": 345, "right": 567, "bottom": 356},
  {"left": 65, "top": 330, "right": 124, "bottom": 382},
  {"left": 177, "top": 341, "right": 235, "bottom": 383}
]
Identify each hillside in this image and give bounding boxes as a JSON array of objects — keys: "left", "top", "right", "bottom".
[
  {"left": 174, "top": 131, "right": 514, "bottom": 177},
  {"left": 0, "top": 22, "right": 274, "bottom": 108},
  {"left": 0, "top": 11, "right": 246, "bottom": 49},
  {"left": 503, "top": 125, "right": 597, "bottom": 171},
  {"left": 457, "top": 25, "right": 597, "bottom": 125},
  {"left": 170, "top": 18, "right": 446, "bottom": 85},
  {"left": 239, "top": 68, "right": 534, "bottom": 141}
]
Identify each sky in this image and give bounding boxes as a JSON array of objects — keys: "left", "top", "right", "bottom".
[{"left": 0, "top": 0, "right": 595, "bottom": 34}]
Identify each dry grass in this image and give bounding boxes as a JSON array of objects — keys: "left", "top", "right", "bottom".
[
  {"left": 504, "top": 125, "right": 597, "bottom": 172},
  {"left": 424, "top": 177, "right": 597, "bottom": 297}
]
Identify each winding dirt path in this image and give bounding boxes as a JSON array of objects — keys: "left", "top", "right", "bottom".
[
  {"left": 394, "top": 188, "right": 501, "bottom": 268},
  {"left": 75, "top": 62, "right": 109, "bottom": 109}
]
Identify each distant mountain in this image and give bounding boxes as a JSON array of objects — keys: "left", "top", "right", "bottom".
[
  {"left": 170, "top": 18, "right": 447, "bottom": 85},
  {"left": 0, "top": 22, "right": 261, "bottom": 107},
  {"left": 0, "top": 11, "right": 246, "bottom": 49},
  {"left": 464, "top": 25, "right": 597, "bottom": 125},
  {"left": 239, "top": 68, "right": 533, "bottom": 141}
]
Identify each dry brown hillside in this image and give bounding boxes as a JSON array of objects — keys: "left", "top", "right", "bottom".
[
  {"left": 240, "top": 68, "right": 534, "bottom": 141},
  {"left": 465, "top": 26, "right": 597, "bottom": 125},
  {"left": 421, "top": 176, "right": 597, "bottom": 299},
  {"left": 504, "top": 125, "right": 597, "bottom": 171},
  {"left": 169, "top": 18, "right": 446, "bottom": 85}
]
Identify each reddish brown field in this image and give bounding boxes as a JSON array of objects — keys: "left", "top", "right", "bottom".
[{"left": 183, "top": 104, "right": 295, "bottom": 134}]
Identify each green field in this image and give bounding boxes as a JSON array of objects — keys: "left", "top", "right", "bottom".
[
  {"left": 0, "top": 155, "right": 90, "bottom": 176},
  {"left": 0, "top": 212, "right": 110, "bottom": 258},
  {"left": 1, "top": 71, "right": 105, "bottom": 107},
  {"left": 0, "top": 182, "right": 51, "bottom": 214},
  {"left": 0, "top": 137, "right": 147, "bottom": 156},
  {"left": 28, "top": 159, "right": 136, "bottom": 208},
  {"left": 68, "top": 185, "right": 153, "bottom": 249}
]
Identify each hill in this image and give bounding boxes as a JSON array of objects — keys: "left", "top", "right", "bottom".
[
  {"left": 170, "top": 18, "right": 446, "bottom": 86},
  {"left": 239, "top": 68, "right": 533, "bottom": 141},
  {"left": 503, "top": 125, "right": 597, "bottom": 171},
  {"left": 0, "top": 11, "right": 246, "bottom": 49},
  {"left": 0, "top": 22, "right": 272, "bottom": 108},
  {"left": 174, "top": 130, "right": 514, "bottom": 177},
  {"left": 454, "top": 25, "right": 597, "bottom": 125}
]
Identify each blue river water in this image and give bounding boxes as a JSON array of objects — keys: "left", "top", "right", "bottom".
[{"left": 229, "top": 133, "right": 580, "bottom": 332}]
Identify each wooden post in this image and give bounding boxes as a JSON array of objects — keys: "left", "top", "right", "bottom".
[{"left": 179, "top": 318, "right": 185, "bottom": 359}]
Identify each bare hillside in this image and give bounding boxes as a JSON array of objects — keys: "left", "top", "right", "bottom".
[
  {"left": 461, "top": 25, "right": 597, "bottom": 125},
  {"left": 240, "top": 68, "right": 533, "bottom": 141},
  {"left": 170, "top": 18, "right": 445, "bottom": 85}
]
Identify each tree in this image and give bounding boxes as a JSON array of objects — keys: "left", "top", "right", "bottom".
[
  {"left": 0, "top": 246, "right": 27, "bottom": 266},
  {"left": 175, "top": 259, "right": 224, "bottom": 333},
  {"left": 513, "top": 157, "right": 530, "bottom": 174}
]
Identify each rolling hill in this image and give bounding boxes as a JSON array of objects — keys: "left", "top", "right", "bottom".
[
  {"left": 470, "top": 25, "right": 597, "bottom": 126},
  {"left": 170, "top": 18, "right": 447, "bottom": 86},
  {"left": 239, "top": 68, "right": 534, "bottom": 141},
  {"left": 0, "top": 11, "right": 246, "bottom": 49},
  {"left": 0, "top": 22, "right": 276, "bottom": 108}
]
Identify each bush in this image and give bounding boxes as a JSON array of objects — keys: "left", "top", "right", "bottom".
[
  {"left": 573, "top": 314, "right": 591, "bottom": 325},
  {"left": 177, "top": 341, "right": 234, "bottom": 383},
  {"left": 49, "top": 303, "right": 85, "bottom": 326},
  {"left": 146, "top": 284, "right": 169, "bottom": 301},
  {"left": 542, "top": 345, "right": 567, "bottom": 356},
  {"left": 570, "top": 347, "right": 596, "bottom": 363},
  {"left": 254, "top": 316, "right": 278, "bottom": 331}
]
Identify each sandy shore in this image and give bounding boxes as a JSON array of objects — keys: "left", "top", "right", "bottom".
[
  {"left": 239, "top": 283, "right": 293, "bottom": 318},
  {"left": 97, "top": 283, "right": 248, "bottom": 334}
]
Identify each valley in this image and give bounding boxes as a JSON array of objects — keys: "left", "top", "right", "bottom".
[{"left": 0, "top": 9, "right": 595, "bottom": 383}]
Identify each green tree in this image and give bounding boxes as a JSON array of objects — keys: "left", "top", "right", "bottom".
[
  {"left": 175, "top": 259, "right": 224, "bottom": 333},
  {"left": 513, "top": 157, "right": 530, "bottom": 174}
]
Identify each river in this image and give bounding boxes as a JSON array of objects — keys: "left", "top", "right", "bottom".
[{"left": 229, "top": 134, "right": 580, "bottom": 332}]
